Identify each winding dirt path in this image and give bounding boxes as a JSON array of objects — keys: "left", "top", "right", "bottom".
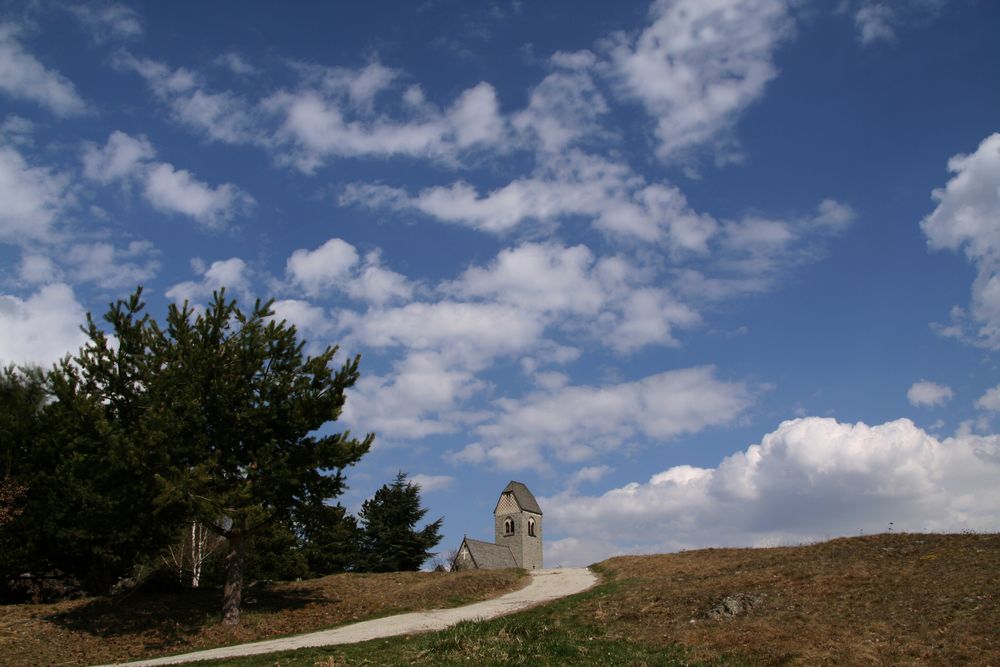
[{"left": 101, "top": 567, "right": 598, "bottom": 666}]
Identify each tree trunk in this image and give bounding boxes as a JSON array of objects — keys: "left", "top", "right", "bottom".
[{"left": 221, "top": 530, "right": 245, "bottom": 626}]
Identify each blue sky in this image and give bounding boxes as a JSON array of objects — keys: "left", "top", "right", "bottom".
[{"left": 2, "top": 0, "right": 1000, "bottom": 566}]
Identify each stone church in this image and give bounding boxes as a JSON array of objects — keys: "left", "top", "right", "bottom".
[{"left": 452, "top": 481, "right": 543, "bottom": 571}]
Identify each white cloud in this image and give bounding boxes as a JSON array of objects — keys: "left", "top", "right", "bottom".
[
  {"left": 166, "top": 257, "right": 251, "bottom": 305},
  {"left": 974, "top": 385, "right": 1000, "bottom": 412},
  {"left": 286, "top": 237, "right": 360, "bottom": 297},
  {"left": 144, "top": 163, "right": 254, "bottom": 228},
  {"left": 565, "top": 465, "right": 614, "bottom": 491},
  {"left": 115, "top": 53, "right": 260, "bottom": 145},
  {"left": 345, "top": 253, "right": 414, "bottom": 305},
  {"left": 269, "top": 299, "right": 332, "bottom": 339},
  {"left": 409, "top": 473, "right": 456, "bottom": 493},
  {"left": 81, "top": 131, "right": 252, "bottom": 227},
  {"left": 1, "top": 114, "right": 34, "bottom": 146},
  {"left": 18, "top": 253, "right": 60, "bottom": 284},
  {"left": 67, "top": 4, "right": 143, "bottom": 43},
  {"left": 340, "top": 301, "right": 544, "bottom": 365},
  {"left": 265, "top": 76, "right": 507, "bottom": 172},
  {"left": 907, "top": 380, "right": 954, "bottom": 407},
  {"left": 0, "top": 283, "right": 88, "bottom": 367},
  {"left": 854, "top": 2, "right": 896, "bottom": 44},
  {"left": 542, "top": 417, "right": 1000, "bottom": 565},
  {"left": 216, "top": 52, "right": 257, "bottom": 76},
  {"left": 846, "top": 0, "right": 948, "bottom": 46},
  {"left": 449, "top": 242, "right": 607, "bottom": 315},
  {"left": 453, "top": 366, "right": 752, "bottom": 470},
  {"left": 313, "top": 60, "right": 398, "bottom": 108},
  {"left": 608, "top": 0, "right": 792, "bottom": 160},
  {"left": 65, "top": 241, "right": 160, "bottom": 289},
  {"left": 342, "top": 351, "right": 485, "bottom": 439},
  {"left": 285, "top": 239, "right": 413, "bottom": 305},
  {"left": 0, "top": 24, "right": 86, "bottom": 116},
  {"left": 512, "top": 52, "right": 608, "bottom": 153},
  {"left": 449, "top": 82, "right": 505, "bottom": 148},
  {"left": 81, "top": 131, "right": 155, "bottom": 185},
  {"left": 608, "top": 287, "right": 700, "bottom": 352},
  {"left": 0, "top": 144, "right": 71, "bottom": 243},
  {"left": 342, "top": 151, "right": 719, "bottom": 250},
  {"left": 920, "top": 133, "right": 1000, "bottom": 348}
]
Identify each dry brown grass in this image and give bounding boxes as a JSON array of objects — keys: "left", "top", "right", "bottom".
[
  {"left": 0, "top": 568, "right": 526, "bottom": 666},
  {"left": 586, "top": 532, "right": 999, "bottom": 665}
]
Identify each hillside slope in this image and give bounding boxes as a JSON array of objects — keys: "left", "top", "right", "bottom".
[{"left": 586, "top": 532, "right": 998, "bottom": 665}]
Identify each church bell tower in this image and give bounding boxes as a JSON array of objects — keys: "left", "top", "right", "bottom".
[{"left": 493, "top": 480, "right": 543, "bottom": 570}]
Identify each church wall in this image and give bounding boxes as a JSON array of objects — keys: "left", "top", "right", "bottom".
[
  {"left": 494, "top": 509, "right": 543, "bottom": 570},
  {"left": 452, "top": 543, "right": 475, "bottom": 571}
]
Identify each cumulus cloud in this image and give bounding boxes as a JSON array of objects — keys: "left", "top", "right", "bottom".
[
  {"left": 907, "top": 380, "right": 954, "bottom": 407},
  {"left": 64, "top": 241, "right": 160, "bottom": 289},
  {"left": 512, "top": 52, "right": 608, "bottom": 153},
  {"left": 265, "top": 76, "right": 507, "bottom": 172},
  {"left": 81, "top": 131, "right": 252, "bottom": 227},
  {"left": 343, "top": 151, "right": 719, "bottom": 250},
  {"left": 340, "top": 300, "right": 544, "bottom": 365},
  {"left": 0, "top": 24, "right": 86, "bottom": 116},
  {"left": 342, "top": 351, "right": 485, "bottom": 439},
  {"left": 81, "top": 131, "right": 155, "bottom": 185},
  {"left": 19, "top": 253, "right": 60, "bottom": 284},
  {"left": 409, "top": 474, "right": 456, "bottom": 493},
  {"left": 345, "top": 253, "right": 414, "bottom": 305},
  {"left": 716, "top": 199, "right": 855, "bottom": 281},
  {"left": 143, "top": 163, "right": 254, "bottom": 228},
  {"left": 286, "top": 238, "right": 359, "bottom": 296},
  {"left": 565, "top": 465, "right": 614, "bottom": 491},
  {"left": 920, "top": 133, "right": 1000, "bottom": 348},
  {"left": 0, "top": 283, "right": 88, "bottom": 366},
  {"left": 974, "top": 385, "right": 1000, "bottom": 412},
  {"left": 0, "top": 144, "right": 71, "bottom": 243},
  {"left": 449, "top": 243, "right": 607, "bottom": 315},
  {"left": 165, "top": 257, "right": 251, "bottom": 305},
  {"left": 607, "top": 0, "right": 792, "bottom": 161},
  {"left": 115, "top": 53, "right": 261, "bottom": 145},
  {"left": 449, "top": 82, "right": 505, "bottom": 148},
  {"left": 285, "top": 238, "right": 413, "bottom": 305},
  {"left": 542, "top": 417, "right": 1000, "bottom": 565},
  {"left": 269, "top": 298, "right": 332, "bottom": 340},
  {"left": 452, "top": 366, "right": 752, "bottom": 470},
  {"left": 608, "top": 287, "right": 700, "bottom": 352}
]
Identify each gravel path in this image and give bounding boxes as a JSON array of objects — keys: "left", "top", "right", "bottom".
[{"left": 100, "top": 567, "right": 598, "bottom": 666}]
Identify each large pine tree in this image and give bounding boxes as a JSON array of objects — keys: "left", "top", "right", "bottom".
[
  {"left": 358, "top": 472, "right": 443, "bottom": 572},
  {"left": 72, "top": 287, "right": 373, "bottom": 624}
]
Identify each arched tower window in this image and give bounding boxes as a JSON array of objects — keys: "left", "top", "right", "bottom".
[
  {"left": 528, "top": 517, "right": 536, "bottom": 537},
  {"left": 504, "top": 516, "right": 514, "bottom": 535}
]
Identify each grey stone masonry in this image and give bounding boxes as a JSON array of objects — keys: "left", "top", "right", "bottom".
[
  {"left": 451, "top": 480, "right": 544, "bottom": 571},
  {"left": 493, "top": 481, "right": 543, "bottom": 570}
]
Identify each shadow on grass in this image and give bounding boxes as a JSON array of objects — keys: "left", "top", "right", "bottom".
[{"left": 42, "top": 584, "right": 323, "bottom": 650}]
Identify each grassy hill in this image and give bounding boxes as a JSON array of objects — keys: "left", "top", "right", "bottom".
[
  {"left": 213, "top": 532, "right": 999, "bottom": 666},
  {"left": 2, "top": 533, "right": 997, "bottom": 666}
]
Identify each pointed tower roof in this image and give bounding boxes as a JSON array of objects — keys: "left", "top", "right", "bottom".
[{"left": 493, "top": 480, "right": 543, "bottom": 515}]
